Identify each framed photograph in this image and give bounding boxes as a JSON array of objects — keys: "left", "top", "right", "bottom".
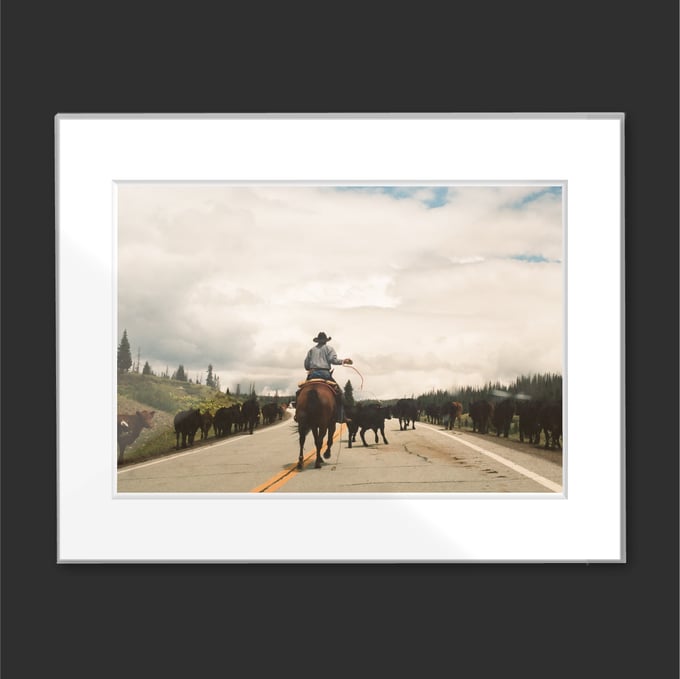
[{"left": 56, "top": 114, "right": 624, "bottom": 562}]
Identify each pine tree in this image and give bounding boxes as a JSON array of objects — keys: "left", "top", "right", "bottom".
[
  {"left": 175, "top": 365, "right": 187, "bottom": 382},
  {"left": 344, "top": 380, "right": 355, "bottom": 405},
  {"left": 206, "top": 364, "right": 215, "bottom": 388},
  {"left": 142, "top": 361, "right": 152, "bottom": 375},
  {"left": 117, "top": 330, "right": 132, "bottom": 373}
]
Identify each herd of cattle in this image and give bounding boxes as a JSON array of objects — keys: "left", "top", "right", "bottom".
[
  {"left": 172, "top": 400, "right": 286, "bottom": 449},
  {"left": 174, "top": 395, "right": 563, "bottom": 452},
  {"left": 343, "top": 397, "right": 563, "bottom": 451},
  {"left": 118, "top": 394, "right": 562, "bottom": 463}
]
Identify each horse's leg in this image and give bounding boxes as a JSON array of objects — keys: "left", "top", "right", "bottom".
[
  {"left": 324, "top": 422, "right": 335, "bottom": 459},
  {"left": 298, "top": 428, "right": 306, "bottom": 470},
  {"left": 315, "top": 427, "right": 326, "bottom": 467}
]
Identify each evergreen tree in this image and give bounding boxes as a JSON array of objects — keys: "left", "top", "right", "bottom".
[
  {"left": 344, "top": 380, "right": 355, "bottom": 405},
  {"left": 175, "top": 365, "right": 187, "bottom": 382},
  {"left": 142, "top": 361, "right": 152, "bottom": 375},
  {"left": 117, "top": 330, "right": 132, "bottom": 373},
  {"left": 206, "top": 364, "right": 215, "bottom": 388}
]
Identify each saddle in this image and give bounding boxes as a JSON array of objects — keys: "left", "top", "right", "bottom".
[
  {"left": 294, "top": 378, "right": 348, "bottom": 424},
  {"left": 297, "top": 378, "right": 340, "bottom": 396}
]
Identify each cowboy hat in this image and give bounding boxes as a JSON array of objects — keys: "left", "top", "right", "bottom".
[{"left": 313, "top": 332, "right": 331, "bottom": 343}]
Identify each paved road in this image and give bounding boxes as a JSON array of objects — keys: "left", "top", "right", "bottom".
[{"left": 117, "top": 412, "right": 563, "bottom": 494}]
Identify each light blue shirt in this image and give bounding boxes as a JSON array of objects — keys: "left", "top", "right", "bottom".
[{"left": 304, "top": 344, "right": 343, "bottom": 371}]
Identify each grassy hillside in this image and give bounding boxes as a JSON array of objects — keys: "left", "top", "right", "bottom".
[
  {"left": 117, "top": 373, "right": 278, "bottom": 467},
  {"left": 117, "top": 371, "right": 238, "bottom": 414}
]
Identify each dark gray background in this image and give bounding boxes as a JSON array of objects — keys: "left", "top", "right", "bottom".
[{"left": 2, "top": 1, "right": 677, "bottom": 676}]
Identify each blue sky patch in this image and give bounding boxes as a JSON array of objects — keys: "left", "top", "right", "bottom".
[
  {"left": 334, "top": 185, "right": 562, "bottom": 210},
  {"left": 510, "top": 254, "right": 556, "bottom": 263},
  {"left": 510, "top": 186, "right": 562, "bottom": 208},
  {"left": 333, "top": 185, "right": 450, "bottom": 208}
]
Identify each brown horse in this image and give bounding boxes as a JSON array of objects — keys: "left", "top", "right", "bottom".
[{"left": 294, "top": 380, "right": 337, "bottom": 469}]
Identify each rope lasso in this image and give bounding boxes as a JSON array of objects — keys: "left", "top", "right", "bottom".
[
  {"left": 344, "top": 363, "right": 364, "bottom": 390},
  {"left": 333, "top": 422, "right": 343, "bottom": 468}
]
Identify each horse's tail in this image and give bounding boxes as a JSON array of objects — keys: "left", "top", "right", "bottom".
[
  {"left": 305, "top": 387, "right": 322, "bottom": 418},
  {"left": 296, "top": 386, "right": 321, "bottom": 431}
]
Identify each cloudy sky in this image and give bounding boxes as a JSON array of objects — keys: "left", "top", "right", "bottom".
[{"left": 117, "top": 183, "right": 564, "bottom": 401}]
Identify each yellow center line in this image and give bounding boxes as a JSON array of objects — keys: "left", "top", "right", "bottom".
[{"left": 250, "top": 424, "right": 345, "bottom": 493}]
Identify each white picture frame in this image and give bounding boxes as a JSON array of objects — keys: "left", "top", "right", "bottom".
[{"left": 56, "top": 113, "right": 624, "bottom": 563}]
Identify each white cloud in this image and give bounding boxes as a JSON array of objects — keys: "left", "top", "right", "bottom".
[{"left": 118, "top": 184, "right": 564, "bottom": 399}]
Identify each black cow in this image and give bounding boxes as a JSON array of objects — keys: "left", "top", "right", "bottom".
[
  {"left": 347, "top": 402, "right": 392, "bottom": 448},
  {"left": 538, "top": 400, "right": 562, "bottom": 450},
  {"left": 446, "top": 401, "right": 463, "bottom": 430},
  {"left": 261, "top": 402, "right": 279, "bottom": 425},
  {"left": 199, "top": 411, "right": 213, "bottom": 440},
  {"left": 424, "top": 402, "right": 444, "bottom": 425},
  {"left": 516, "top": 400, "right": 541, "bottom": 444},
  {"left": 174, "top": 408, "right": 202, "bottom": 449},
  {"left": 213, "top": 406, "right": 234, "bottom": 437},
  {"left": 228, "top": 404, "right": 243, "bottom": 433},
  {"left": 241, "top": 398, "right": 260, "bottom": 435},
  {"left": 394, "top": 398, "right": 418, "bottom": 430},
  {"left": 345, "top": 404, "right": 360, "bottom": 444},
  {"left": 492, "top": 398, "right": 515, "bottom": 438},
  {"left": 469, "top": 400, "right": 494, "bottom": 434},
  {"left": 228, "top": 403, "right": 244, "bottom": 433}
]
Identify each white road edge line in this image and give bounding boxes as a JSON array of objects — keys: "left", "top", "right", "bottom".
[
  {"left": 117, "top": 418, "right": 294, "bottom": 474},
  {"left": 422, "top": 423, "right": 563, "bottom": 493}
]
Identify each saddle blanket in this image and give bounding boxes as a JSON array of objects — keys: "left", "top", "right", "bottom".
[{"left": 297, "top": 378, "right": 340, "bottom": 392}]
